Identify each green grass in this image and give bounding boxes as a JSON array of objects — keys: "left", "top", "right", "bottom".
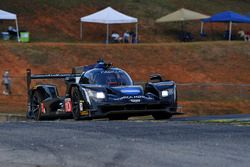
[{"left": 193, "top": 119, "right": 250, "bottom": 126}]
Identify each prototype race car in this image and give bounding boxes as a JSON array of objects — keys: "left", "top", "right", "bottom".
[{"left": 26, "top": 60, "right": 182, "bottom": 120}]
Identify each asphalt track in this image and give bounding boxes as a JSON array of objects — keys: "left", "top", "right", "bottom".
[{"left": 0, "top": 115, "right": 250, "bottom": 167}]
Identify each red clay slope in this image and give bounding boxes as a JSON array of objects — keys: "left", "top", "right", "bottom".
[
  {"left": 3, "top": 42, "right": 248, "bottom": 83},
  {"left": 0, "top": 42, "right": 249, "bottom": 115}
]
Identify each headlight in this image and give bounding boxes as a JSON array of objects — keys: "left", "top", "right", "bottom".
[
  {"left": 162, "top": 90, "right": 169, "bottom": 97},
  {"left": 162, "top": 89, "right": 174, "bottom": 97},
  {"left": 96, "top": 92, "right": 105, "bottom": 99},
  {"left": 85, "top": 89, "right": 106, "bottom": 99}
]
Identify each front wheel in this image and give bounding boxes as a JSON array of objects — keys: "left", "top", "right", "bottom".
[
  {"left": 152, "top": 113, "right": 172, "bottom": 120},
  {"left": 71, "top": 87, "right": 83, "bottom": 120}
]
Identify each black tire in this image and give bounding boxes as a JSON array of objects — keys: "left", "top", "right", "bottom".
[
  {"left": 31, "top": 91, "right": 43, "bottom": 121},
  {"left": 108, "top": 115, "right": 128, "bottom": 120},
  {"left": 71, "top": 87, "right": 82, "bottom": 120},
  {"left": 152, "top": 113, "right": 172, "bottom": 120}
]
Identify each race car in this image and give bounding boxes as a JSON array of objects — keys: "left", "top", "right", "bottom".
[{"left": 26, "top": 60, "right": 182, "bottom": 120}]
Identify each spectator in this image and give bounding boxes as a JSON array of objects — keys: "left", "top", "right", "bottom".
[
  {"left": 111, "top": 32, "right": 122, "bottom": 43},
  {"left": 223, "top": 30, "right": 230, "bottom": 40},
  {"left": 123, "top": 31, "right": 130, "bottom": 43},
  {"left": 7, "top": 26, "right": 18, "bottom": 39},
  {"left": 2, "top": 71, "right": 11, "bottom": 95},
  {"left": 130, "top": 31, "right": 137, "bottom": 43}
]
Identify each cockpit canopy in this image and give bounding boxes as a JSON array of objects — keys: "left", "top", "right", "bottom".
[{"left": 79, "top": 68, "right": 133, "bottom": 86}]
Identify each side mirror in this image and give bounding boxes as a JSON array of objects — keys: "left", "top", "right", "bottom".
[{"left": 150, "top": 74, "right": 163, "bottom": 83}]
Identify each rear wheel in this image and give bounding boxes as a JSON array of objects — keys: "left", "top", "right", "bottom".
[
  {"left": 31, "top": 91, "right": 43, "bottom": 121},
  {"left": 152, "top": 113, "right": 172, "bottom": 120},
  {"left": 71, "top": 87, "right": 82, "bottom": 120}
]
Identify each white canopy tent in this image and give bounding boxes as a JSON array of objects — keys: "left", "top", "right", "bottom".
[
  {"left": 0, "top": 10, "right": 20, "bottom": 42},
  {"left": 80, "top": 7, "right": 138, "bottom": 43}
]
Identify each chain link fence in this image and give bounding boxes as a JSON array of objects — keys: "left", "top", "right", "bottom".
[
  {"left": 177, "top": 83, "right": 250, "bottom": 101},
  {"left": 0, "top": 77, "right": 249, "bottom": 114}
]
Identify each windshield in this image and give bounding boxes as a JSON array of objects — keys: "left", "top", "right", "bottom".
[{"left": 80, "top": 69, "right": 133, "bottom": 86}]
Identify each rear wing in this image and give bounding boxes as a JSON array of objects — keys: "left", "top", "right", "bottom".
[
  {"left": 26, "top": 69, "right": 81, "bottom": 92},
  {"left": 26, "top": 69, "right": 82, "bottom": 116}
]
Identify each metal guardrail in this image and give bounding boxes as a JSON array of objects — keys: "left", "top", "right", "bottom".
[
  {"left": 0, "top": 77, "right": 249, "bottom": 114},
  {"left": 176, "top": 83, "right": 250, "bottom": 101}
]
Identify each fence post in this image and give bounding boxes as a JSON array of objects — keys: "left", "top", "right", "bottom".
[{"left": 239, "top": 84, "right": 243, "bottom": 99}]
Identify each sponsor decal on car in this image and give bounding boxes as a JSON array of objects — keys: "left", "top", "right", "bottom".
[
  {"left": 130, "top": 99, "right": 141, "bottom": 103},
  {"left": 121, "top": 89, "right": 140, "bottom": 94},
  {"left": 114, "top": 95, "right": 145, "bottom": 101},
  {"left": 101, "top": 70, "right": 122, "bottom": 74},
  {"left": 120, "top": 88, "right": 141, "bottom": 95},
  {"left": 41, "top": 103, "right": 46, "bottom": 114},
  {"left": 79, "top": 101, "right": 83, "bottom": 111},
  {"left": 79, "top": 100, "right": 89, "bottom": 116},
  {"left": 64, "top": 98, "right": 72, "bottom": 112},
  {"left": 80, "top": 111, "right": 89, "bottom": 116}
]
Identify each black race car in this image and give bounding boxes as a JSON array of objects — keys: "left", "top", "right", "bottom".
[{"left": 26, "top": 60, "right": 182, "bottom": 120}]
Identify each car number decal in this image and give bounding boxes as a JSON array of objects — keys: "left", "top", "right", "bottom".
[{"left": 64, "top": 98, "right": 72, "bottom": 112}]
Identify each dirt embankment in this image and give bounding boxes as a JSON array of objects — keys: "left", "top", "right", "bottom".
[
  {"left": 2, "top": 42, "right": 250, "bottom": 83},
  {"left": 0, "top": 42, "right": 249, "bottom": 115}
]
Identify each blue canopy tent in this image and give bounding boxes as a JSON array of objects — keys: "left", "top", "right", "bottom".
[
  {"left": 201, "top": 11, "right": 250, "bottom": 40},
  {"left": 246, "top": 12, "right": 250, "bottom": 18}
]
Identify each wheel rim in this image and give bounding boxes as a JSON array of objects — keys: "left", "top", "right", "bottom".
[
  {"left": 31, "top": 94, "right": 40, "bottom": 119},
  {"left": 72, "top": 89, "right": 80, "bottom": 118}
]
